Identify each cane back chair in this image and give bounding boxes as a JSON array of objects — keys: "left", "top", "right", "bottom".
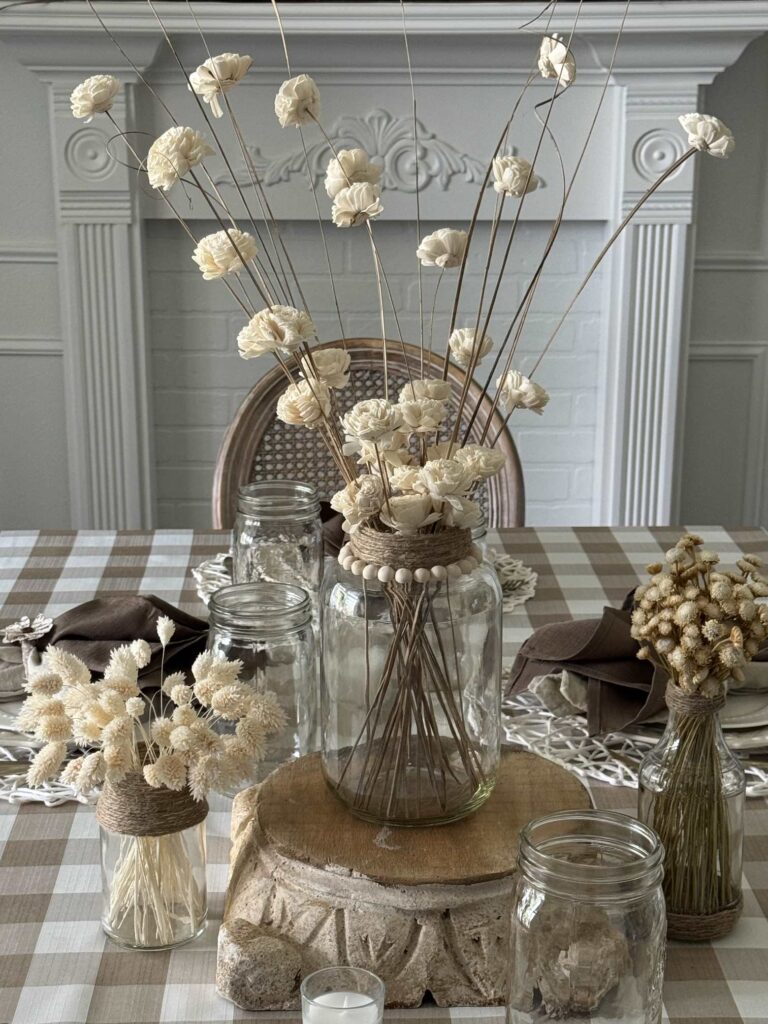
[{"left": 212, "top": 338, "right": 525, "bottom": 530}]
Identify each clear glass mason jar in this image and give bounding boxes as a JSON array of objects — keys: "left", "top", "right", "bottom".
[
  {"left": 320, "top": 553, "right": 502, "bottom": 827},
  {"left": 507, "top": 810, "right": 666, "bottom": 1024},
  {"left": 233, "top": 481, "right": 323, "bottom": 598},
  {"left": 208, "top": 582, "right": 318, "bottom": 779},
  {"left": 97, "top": 775, "right": 207, "bottom": 950},
  {"left": 638, "top": 687, "right": 745, "bottom": 940}
]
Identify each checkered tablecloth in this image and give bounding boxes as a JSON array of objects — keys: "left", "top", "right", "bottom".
[{"left": 1, "top": 527, "right": 767, "bottom": 1024}]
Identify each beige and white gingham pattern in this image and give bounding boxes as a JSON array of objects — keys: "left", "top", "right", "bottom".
[{"left": 1, "top": 527, "right": 767, "bottom": 1024}]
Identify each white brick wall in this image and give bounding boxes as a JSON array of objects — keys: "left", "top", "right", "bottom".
[{"left": 147, "top": 219, "right": 605, "bottom": 528}]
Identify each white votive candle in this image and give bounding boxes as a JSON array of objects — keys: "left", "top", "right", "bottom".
[
  {"left": 304, "top": 991, "right": 382, "bottom": 1024},
  {"left": 301, "top": 968, "right": 385, "bottom": 1024}
]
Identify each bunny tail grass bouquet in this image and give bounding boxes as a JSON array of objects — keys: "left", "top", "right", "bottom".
[
  {"left": 631, "top": 535, "right": 768, "bottom": 940},
  {"left": 18, "top": 617, "right": 285, "bottom": 949}
]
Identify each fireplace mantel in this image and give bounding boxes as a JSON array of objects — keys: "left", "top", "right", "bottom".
[{"left": 3, "top": 2, "right": 766, "bottom": 527}]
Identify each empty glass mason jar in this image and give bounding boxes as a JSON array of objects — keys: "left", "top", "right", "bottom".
[
  {"left": 208, "top": 583, "right": 318, "bottom": 780},
  {"left": 233, "top": 481, "right": 323, "bottom": 599},
  {"left": 507, "top": 810, "right": 666, "bottom": 1024}
]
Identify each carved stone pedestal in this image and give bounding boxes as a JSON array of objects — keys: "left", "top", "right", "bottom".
[{"left": 217, "top": 751, "right": 589, "bottom": 1011}]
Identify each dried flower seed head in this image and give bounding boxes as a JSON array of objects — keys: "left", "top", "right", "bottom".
[
  {"left": 172, "top": 705, "right": 198, "bottom": 727},
  {"left": 27, "top": 741, "right": 68, "bottom": 787},
  {"left": 125, "top": 696, "right": 145, "bottom": 719},
  {"left": 162, "top": 671, "right": 187, "bottom": 696},
  {"left": 130, "top": 639, "right": 152, "bottom": 669},
  {"left": 26, "top": 671, "right": 63, "bottom": 697},
  {"left": 646, "top": 563, "right": 663, "bottom": 575},
  {"left": 151, "top": 717, "right": 174, "bottom": 747}
]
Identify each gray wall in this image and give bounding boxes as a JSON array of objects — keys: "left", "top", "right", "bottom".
[
  {"left": 1, "top": 29, "right": 766, "bottom": 530},
  {"left": 681, "top": 34, "right": 768, "bottom": 527},
  {"left": 0, "top": 39, "right": 70, "bottom": 528}
]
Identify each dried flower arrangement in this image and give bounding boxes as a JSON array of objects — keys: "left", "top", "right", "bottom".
[
  {"left": 632, "top": 535, "right": 768, "bottom": 937},
  {"left": 18, "top": 616, "right": 284, "bottom": 946},
  {"left": 66, "top": 2, "right": 735, "bottom": 824}
]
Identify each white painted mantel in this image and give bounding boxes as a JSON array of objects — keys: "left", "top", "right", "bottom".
[{"left": 3, "top": 2, "right": 767, "bottom": 528}]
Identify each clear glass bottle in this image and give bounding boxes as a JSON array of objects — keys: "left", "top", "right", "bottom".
[
  {"left": 320, "top": 558, "right": 502, "bottom": 827},
  {"left": 507, "top": 810, "right": 666, "bottom": 1024},
  {"left": 233, "top": 481, "right": 323, "bottom": 599},
  {"left": 98, "top": 778, "right": 207, "bottom": 950},
  {"left": 638, "top": 694, "right": 745, "bottom": 940},
  {"left": 208, "top": 582, "right": 318, "bottom": 780}
]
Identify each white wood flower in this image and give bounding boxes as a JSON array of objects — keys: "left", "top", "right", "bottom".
[
  {"left": 453, "top": 443, "right": 506, "bottom": 480},
  {"left": 448, "top": 327, "right": 493, "bottom": 369},
  {"left": 379, "top": 494, "right": 442, "bottom": 535},
  {"left": 416, "top": 228, "right": 468, "bottom": 269},
  {"left": 441, "top": 496, "right": 483, "bottom": 530},
  {"left": 147, "top": 126, "right": 214, "bottom": 191},
  {"left": 331, "top": 183, "right": 383, "bottom": 228},
  {"left": 70, "top": 74, "right": 120, "bottom": 122},
  {"left": 342, "top": 399, "right": 403, "bottom": 448},
  {"left": 492, "top": 156, "right": 540, "bottom": 198},
  {"left": 192, "top": 229, "right": 257, "bottom": 279},
  {"left": 538, "top": 34, "right": 576, "bottom": 87},
  {"left": 238, "top": 305, "right": 315, "bottom": 358},
  {"left": 416, "top": 459, "right": 475, "bottom": 505},
  {"left": 301, "top": 347, "right": 351, "bottom": 388},
  {"left": 274, "top": 73, "right": 320, "bottom": 127},
  {"left": 399, "top": 377, "right": 452, "bottom": 403},
  {"left": 189, "top": 52, "right": 252, "bottom": 118},
  {"left": 276, "top": 379, "right": 331, "bottom": 429},
  {"left": 497, "top": 370, "right": 550, "bottom": 415},
  {"left": 398, "top": 398, "right": 447, "bottom": 434},
  {"left": 331, "top": 475, "right": 384, "bottom": 531},
  {"left": 678, "top": 113, "right": 735, "bottom": 159},
  {"left": 389, "top": 464, "right": 422, "bottom": 492},
  {"left": 356, "top": 436, "right": 412, "bottom": 469},
  {"left": 325, "top": 148, "right": 382, "bottom": 199}
]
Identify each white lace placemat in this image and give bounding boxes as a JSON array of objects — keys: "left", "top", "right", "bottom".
[
  {"left": 502, "top": 689, "right": 768, "bottom": 798},
  {"left": 192, "top": 548, "right": 539, "bottom": 611}
]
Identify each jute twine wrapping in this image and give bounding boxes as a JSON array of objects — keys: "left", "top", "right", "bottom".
[
  {"left": 665, "top": 683, "right": 726, "bottom": 716},
  {"left": 350, "top": 525, "right": 472, "bottom": 571},
  {"left": 667, "top": 896, "right": 743, "bottom": 942},
  {"left": 96, "top": 771, "right": 208, "bottom": 837}
]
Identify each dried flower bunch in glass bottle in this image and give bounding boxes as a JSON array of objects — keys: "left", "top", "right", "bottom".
[{"left": 631, "top": 534, "right": 768, "bottom": 940}]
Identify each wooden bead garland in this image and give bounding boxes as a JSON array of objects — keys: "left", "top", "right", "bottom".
[{"left": 337, "top": 540, "right": 484, "bottom": 584}]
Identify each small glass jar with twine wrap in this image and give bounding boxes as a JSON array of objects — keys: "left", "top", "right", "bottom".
[
  {"left": 321, "top": 525, "right": 502, "bottom": 826},
  {"left": 631, "top": 534, "right": 766, "bottom": 940},
  {"left": 96, "top": 767, "right": 208, "bottom": 949}
]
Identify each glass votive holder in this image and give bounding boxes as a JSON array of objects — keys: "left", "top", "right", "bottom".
[
  {"left": 507, "top": 809, "right": 666, "bottom": 1024},
  {"left": 301, "top": 967, "right": 385, "bottom": 1024}
]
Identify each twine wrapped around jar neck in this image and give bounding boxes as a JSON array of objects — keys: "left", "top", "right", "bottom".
[
  {"left": 350, "top": 525, "right": 472, "bottom": 571},
  {"left": 665, "top": 682, "right": 726, "bottom": 717},
  {"left": 96, "top": 770, "right": 208, "bottom": 837}
]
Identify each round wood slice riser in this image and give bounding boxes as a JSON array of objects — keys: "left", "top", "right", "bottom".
[{"left": 217, "top": 751, "right": 589, "bottom": 1011}]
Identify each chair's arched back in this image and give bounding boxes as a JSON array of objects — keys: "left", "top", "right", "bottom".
[{"left": 212, "top": 339, "right": 525, "bottom": 529}]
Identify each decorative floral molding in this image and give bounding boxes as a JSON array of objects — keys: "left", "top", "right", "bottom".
[{"left": 214, "top": 108, "right": 485, "bottom": 193}]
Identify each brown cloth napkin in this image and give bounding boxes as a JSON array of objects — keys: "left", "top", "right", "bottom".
[
  {"left": 507, "top": 593, "right": 768, "bottom": 734},
  {"left": 507, "top": 604, "right": 668, "bottom": 734},
  {"left": 29, "top": 595, "right": 208, "bottom": 683}
]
